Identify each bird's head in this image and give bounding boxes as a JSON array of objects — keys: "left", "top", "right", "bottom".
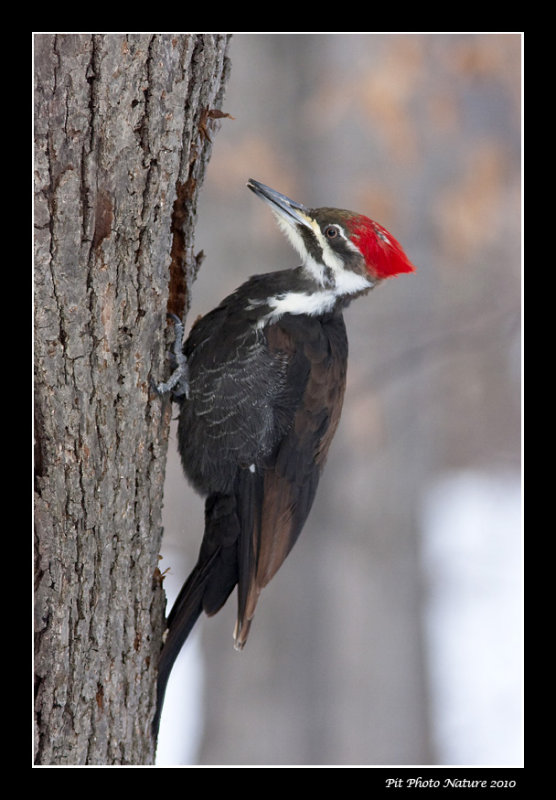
[{"left": 247, "top": 178, "right": 416, "bottom": 297}]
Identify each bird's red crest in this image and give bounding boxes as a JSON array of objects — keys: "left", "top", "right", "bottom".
[{"left": 347, "top": 216, "right": 416, "bottom": 280}]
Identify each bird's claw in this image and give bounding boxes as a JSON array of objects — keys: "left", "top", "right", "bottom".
[{"left": 153, "top": 313, "right": 190, "bottom": 399}]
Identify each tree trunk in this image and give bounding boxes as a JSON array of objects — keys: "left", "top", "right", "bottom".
[{"left": 34, "top": 33, "right": 231, "bottom": 765}]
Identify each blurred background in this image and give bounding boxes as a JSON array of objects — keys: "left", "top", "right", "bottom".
[{"left": 157, "top": 33, "right": 522, "bottom": 766}]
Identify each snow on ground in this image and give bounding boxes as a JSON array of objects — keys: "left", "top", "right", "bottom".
[
  {"left": 420, "top": 470, "right": 523, "bottom": 765},
  {"left": 155, "top": 547, "right": 205, "bottom": 766}
]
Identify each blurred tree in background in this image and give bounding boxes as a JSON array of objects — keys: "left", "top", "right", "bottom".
[{"left": 156, "top": 33, "right": 522, "bottom": 767}]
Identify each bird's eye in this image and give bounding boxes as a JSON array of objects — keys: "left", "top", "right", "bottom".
[{"left": 324, "top": 225, "right": 339, "bottom": 239}]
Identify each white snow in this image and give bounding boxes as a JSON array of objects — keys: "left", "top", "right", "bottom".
[
  {"left": 420, "top": 470, "right": 523, "bottom": 765},
  {"left": 155, "top": 547, "right": 205, "bottom": 766}
]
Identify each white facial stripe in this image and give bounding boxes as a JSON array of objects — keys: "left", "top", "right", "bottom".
[
  {"left": 308, "top": 221, "right": 366, "bottom": 288},
  {"left": 272, "top": 208, "right": 372, "bottom": 296},
  {"left": 311, "top": 221, "right": 345, "bottom": 272},
  {"left": 274, "top": 211, "right": 337, "bottom": 287},
  {"left": 303, "top": 254, "right": 328, "bottom": 285},
  {"left": 274, "top": 213, "right": 308, "bottom": 260},
  {"left": 344, "top": 236, "right": 361, "bottom": 254}
]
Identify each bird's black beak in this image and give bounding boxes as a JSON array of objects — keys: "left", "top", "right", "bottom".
[{"left": 247, "top": 178, "right": 313, "bottom": 231}]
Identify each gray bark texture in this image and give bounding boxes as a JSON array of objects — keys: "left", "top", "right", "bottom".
[{"left": 34, "top": 33, "right": 231, "bottom": 765}]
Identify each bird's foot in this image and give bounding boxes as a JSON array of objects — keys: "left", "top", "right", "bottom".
[{"left": 153, "top": 313, "right": 190, "bottom": 399}]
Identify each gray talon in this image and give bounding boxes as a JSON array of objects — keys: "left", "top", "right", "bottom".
[{"left": 155, "top": 314, "right": 190, "bottom": 399}]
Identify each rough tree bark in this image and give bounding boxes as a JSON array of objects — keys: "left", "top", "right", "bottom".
[{"left": 34, "top": 33, "right": 231, "bottom": 765}]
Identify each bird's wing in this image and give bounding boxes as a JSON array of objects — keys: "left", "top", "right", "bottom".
[
  {"left": 180, "top": 303, "right": 290, "bottom": 494},
  {"left": 234, "top": 314, "right": 348, "bottom": 648}
]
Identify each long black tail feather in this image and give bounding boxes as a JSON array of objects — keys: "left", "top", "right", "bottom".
[
  {"left": 152, "top": 560, "right": 208, "bottom": 740},
  {"left": 152, "top": 490, "right": 243, "bottom": 741}
]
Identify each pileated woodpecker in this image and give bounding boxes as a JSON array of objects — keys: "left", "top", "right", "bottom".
[{"left": 154, "top": 178, "right": 415, "bottom": 734}]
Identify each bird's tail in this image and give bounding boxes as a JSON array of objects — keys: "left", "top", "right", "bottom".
[
  {"left": 152, "top": 560, "right": 206, "bottom": 739},
  {"left": 153, "top": 492, "right": 241, "bottom": 740}
]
